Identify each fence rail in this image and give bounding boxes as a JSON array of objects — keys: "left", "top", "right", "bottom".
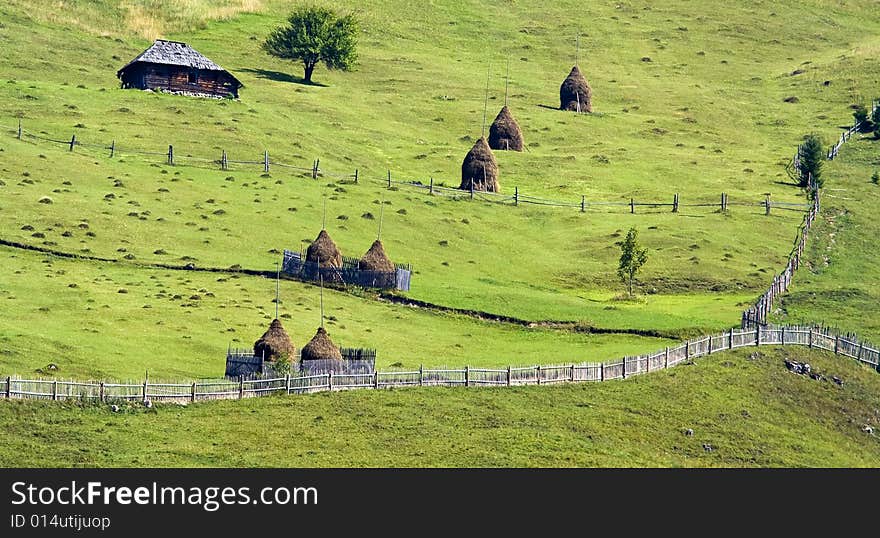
[
  {"left": 3, "top": 324, "right": 877, "bottom": 405},
  {"left": 6, "top": 119, "right": 809, "bottom": 215}
]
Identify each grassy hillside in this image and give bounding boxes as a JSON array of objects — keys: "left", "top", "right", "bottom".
[
  {"left": 1, "top": 1, "right": 880, "bottom": 469},
  {"left": 1, "top": 348, "right": 878, "bottom": 467},
  {"left": 775, "top": 138, "right": 880, "bottom": 341}
]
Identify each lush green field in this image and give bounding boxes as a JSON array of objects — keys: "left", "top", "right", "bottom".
[
  {"left": 0, "top": 247, "right": 674, "bottom": 379},
  {"left": 1, "top": 1, "right": 880, "bottom": 468},
  {"left": 1, "top": 348, "right": 878, "bottom": 467}
]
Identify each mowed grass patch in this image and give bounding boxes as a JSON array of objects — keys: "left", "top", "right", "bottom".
[
  {"left": 0, "top": 139, "right": 802, "bottom": 327},
  {"left": 0, "top": 248, "right": 673, "bottom": 379},
  {"left": 0, "top": 347, "right": 878, "bottom": 467}
]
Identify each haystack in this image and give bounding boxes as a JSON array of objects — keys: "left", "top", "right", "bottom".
[
  {"left": 253, "top": 318, "right": 296, "bottom": 362},
  {"left": 559, "top": 66, "right": 593, "bottom": 112},
  {"left": 300, "top": 326, "right": 343, "bottom": 362},
  {"left": 460, "top": 137, "right": 500, "bottom": 192},
  {"left": 358, "top": 240, "right": 394, "bottom": 272},
  {"left": 306, "top": 229, "right": 342, "bottom": 267},
  {"left": 488, "top": 105, "right": 524, "bottom": 151}
]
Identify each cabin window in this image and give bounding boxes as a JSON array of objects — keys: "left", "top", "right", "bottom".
[{"left": 187, "top": 70, "right": 198, "bottom": 84}]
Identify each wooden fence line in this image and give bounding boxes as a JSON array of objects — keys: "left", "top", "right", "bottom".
[
  {"left": 742, "top": 101, "right": 878, "bottom": 328},
  {"left": 6, "top": 119, "right": 810, "bottom": 215},
  {"left": 2, "top": 324, "right": 878, "bottom": 405}
]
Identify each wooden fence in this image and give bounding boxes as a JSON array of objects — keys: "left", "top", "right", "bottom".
[
  {"left": 2, "top": 324, "right": 878, "bottom": 405},
  {"left": 6, "top": 119, "right": 810, "bottom": 214}
]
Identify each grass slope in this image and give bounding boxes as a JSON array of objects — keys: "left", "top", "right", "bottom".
[{"left": 1, "top": 348, "right": 878, "bottom": 467}]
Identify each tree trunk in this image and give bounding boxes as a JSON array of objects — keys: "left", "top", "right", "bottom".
[
  {"left": 303, "top": 63, "right": 315, "bottom": 84},
  {"left": 629, "top": 272, "right": 634, "bottom": 297}
]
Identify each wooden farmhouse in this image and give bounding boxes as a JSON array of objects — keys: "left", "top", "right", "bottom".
[{"left": 116, "top": 39, "right": 243, "bottom": 99}]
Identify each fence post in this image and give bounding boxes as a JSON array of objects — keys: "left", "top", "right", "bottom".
[
  {"left": 191, "top": 382, "right": 196, "bottom": 402},
  {"left": 685, "top": 341, "right": 690, "bottom": 360},
  {"left": 285, "top": 374, "right": 291, "bottom": 395},
  {"left": 536, "top": 365, "right": 541, "bottom": 385},
  {"left": 581, "top": 195, "right": 586, "bottom": 213},
  {"left": 570, "top": 364, "right": 575, "bottom": 382},
  {"left": 312, "top": 160, "right": 318, "bottom": 179},
  {"left": 506, "top": 366, "right": 511, "bottom": 386},
  {"left": 765, "top": 195, "right": 770, "bottom": 215},
  {"left": 239, "top": 375, "right": 244, "bottom": 399},
  {"left": 664, "top": 347, "right": 669, "bottom": 368},
  {"left": 5, "top": 376, "right": 10, "bottom": 398},
  {"left": 834, "top": 335, "right": 839, "bottom": 354},
  {"left": 328, "top": 370, "right": 333, "bottom": 391},
  {"left": 264, "top": 150, "right": 270, "bottom": 173},
  {"left": 387, "top": 170, "right": 391, "bottom": 188},
  {"left": 464, "top": 365, "right": 470, "bottom": 387},
  {"left": 100, "top": 382, "right": 105, "bottom": 403},
  {"left": 600, "top": 362, "right": 605, "bottom": 381},
  {"left": 17, "top": 119, "right": 22, "bottom": 140},
  {"left": 142, "top": 378, "right": 148, "bottom": 401},
  {"left": 858, "top": 342, "right": 864, "bottom": 361},
  {"left": 52, "top": 380, "right": 58, "bottom": 401},
  {"left": 167, "top": 144, "right": 174, "bottom": 165},
  {"left": 514, "top": 186, "right": 519, "bottom": 206},
  {"left": 630, "top": 198, "right": 635, "bottom": 214},
  {"left": 721, "top": 192, "right": 727, "bottom": 211},
  {"left": 354, "top": 169, "right": 358, "bottom": 184},
  {"left": 69, "top": 134, "right": 76, "bottom": 152},
  {"left": 781, "top": 326, "right": 785, "bottom": 345},
  {"left": 429, "top": 177, "right": 434, "bottom": 195},
  {"left": 808, "top": 328, "right": 813, "bottom": 348},
  {"left": 419, "top": 364, "right": 423, "bottom": 386},
  {"left": 221, "top": 150, "right": 227, "bottom": 170},
  {"left": 708, "top": 336, "right": 713, "bottom": 354},
  {"left": 315, "top": 158, "right": 319, "bottom": 178},
  {"left": 374, "top": 371, "right": 379, "bottom": 389},
  {"left": 622, "top": 358, "right": 627, "bottom": 379},
  {"left": 110, "top": 140, "right": 115, "bottom": 158}
]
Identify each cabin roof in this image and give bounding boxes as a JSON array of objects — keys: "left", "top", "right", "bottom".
[{"left": 117, "top": 39, "right": 242, "bottom": 87}]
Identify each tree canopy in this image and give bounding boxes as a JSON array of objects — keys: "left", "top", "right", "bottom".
[
  {"left": 262, "top": 6, "right": 358, "bottom": 84},
  {"left": 617, "top": 228, "right": 648, "bottom": 297},
  {"left": 798, "top": 134, "right": 824, "bottom": 190}
]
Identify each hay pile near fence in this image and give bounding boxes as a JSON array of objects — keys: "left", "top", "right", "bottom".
[
  {"left": 560, "top": 66, "right": 592, "bottom": 112},
  {"left": 359, "top": 240, "right": 394, "bottom": 272},
  {"left": 488, "top": 105, "right": 524, "bottom": 151},
  {"left": 301, "top": 326, "right": 343, "bottom": 362},
  {"left": 306, "top": 229, "right": 343, "bottom": 267},
  {"left": 253, "top": 318, "right": 296, "bottom": 362},
  {"left": 460, "top": 137, "right": 500, "bottom": 192}
]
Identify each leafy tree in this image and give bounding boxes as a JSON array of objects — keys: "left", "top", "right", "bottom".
[
  {"left": 263, "top": 6, "right": 358, "bottom": 84},
  {"left": 798, "top": 134, "right": 824, "bottom": 189},
  {"left": 617, "top": 227, "right": 648, "bottom": 297}
]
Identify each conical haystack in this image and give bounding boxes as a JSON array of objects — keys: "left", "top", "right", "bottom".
[
  {"left": 559, "top": 65, "right": 593, "bottom": 112},
  {"left": 460, "top": 137, "right": 500, "bottom": 192},
  {"left": 306, "top": 229, "right": 342, "bottom": 267},
  {"left": 488, "top": 105, "right": 524, "bottom": 151},
  {"left": 359, "top": 240, "right": 394, "bottom": 273},
  {"left": 253, "top": 318, "right": 296, "bottom": 362},
  {"left": 300, "top": 326, "right": 343, "bottom": 362}
]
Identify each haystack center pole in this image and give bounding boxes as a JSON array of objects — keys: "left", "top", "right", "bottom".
[
  {"left": 377, "top": 199, "right": 385, "bottom": 240},
  {"left": 319, "top": 270, "right": 325, "bottom": 330},
  {"left": 275, "top": 261, "right": 280, "bottom": 320},
  {"left": 505, "top": 56, "right": 511, "bottom": 106},
  {"left": 482, "top": 64, "right": 490, "bottom": 138}
]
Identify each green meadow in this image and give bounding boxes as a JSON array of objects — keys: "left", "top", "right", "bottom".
[{"left": 0, "top": 0, "right": 879, "bottom": 467}]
